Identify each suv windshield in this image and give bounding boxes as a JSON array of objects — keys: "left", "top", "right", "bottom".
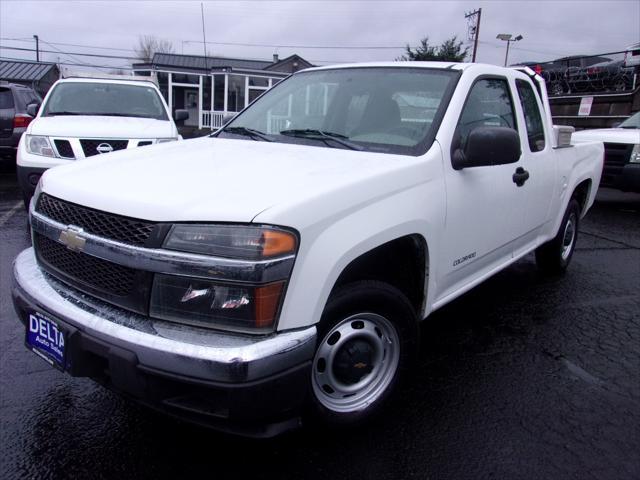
[
  {"left": 42, "top": 82, "right": 168, "bottom": 120},
  {"left": 218, "top": 67, "right": 457, "bottom": 155}
]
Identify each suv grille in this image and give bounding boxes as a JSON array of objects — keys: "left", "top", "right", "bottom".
[
  {"left": 34, "top": 233, "right": 135, "bottom": 297},
  {"left": 36, "top": 194, "right": 155, "bottom": 247},
  {"left": 54, "top": 139, "right": 75, "bottom": 159},
  {"left": 80, "top": 139, "right": 128, "bottom": 157}
]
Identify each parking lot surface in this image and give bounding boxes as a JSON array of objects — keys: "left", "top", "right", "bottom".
[{"left": 1, "top": 158, "right": 638, "bottom": 479}]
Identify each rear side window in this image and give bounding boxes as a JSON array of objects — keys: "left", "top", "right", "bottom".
[
  {"left": 17, "top": 90, "right": 41, "bottom": 108},
  {"left": 456, "top": 78, "right": 516, "bottom": 149},
  {"left": 0, "top": 89, "right": 15, "bottom": 109},
  {"left": 516, "top": 79, "right": 546, "bottom": 152}
]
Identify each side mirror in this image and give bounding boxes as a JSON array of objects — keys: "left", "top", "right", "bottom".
[
  {"left": 173, "top": 109, "right": 189, "bottom": 123},
  {"left": 26, "top": 103, "right": 40, "bottom": 117},
  {"left": 222, "top": 113, "right": 236, "bottom": 126},
  {"left": 452, "top": 126, "right": 521, "bottom": 170}
]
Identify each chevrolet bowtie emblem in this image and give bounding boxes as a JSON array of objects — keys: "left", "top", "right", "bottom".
[{"left": 59, "top": 226, "right": 86, "bottom": 252}]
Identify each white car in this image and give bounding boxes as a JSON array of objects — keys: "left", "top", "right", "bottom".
[
  {"left": 572, "top": 111, "right": 640, "bottom": 192},
  {"left": 12, "top": 62, "right": 603, "bottom": 437},
  {"left": 16, "top": 76, "right": 187, "bottom": 206}
]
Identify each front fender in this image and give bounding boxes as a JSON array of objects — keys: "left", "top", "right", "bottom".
[{"left": 274, "top": 182, "right": 446, "bottom": 331}]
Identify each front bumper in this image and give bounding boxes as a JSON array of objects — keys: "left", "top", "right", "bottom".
[
  {"left": 601, "top": 162, "right": 640, "bottom": 193},
  {"left": 12, "top": 248, "right": 317, "bottom": 437},
  {"left": 619, "top": 163, "right": 640, "bottom": 193}
]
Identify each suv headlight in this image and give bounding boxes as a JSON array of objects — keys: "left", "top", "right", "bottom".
[
  {"left": 630, "top": 144, "right": 640, "bottom": 163},
  {"left": 156, "top": 137, "right": 179, "bottom": 144},
  {"left": 150, "top": 224, "right": 298, "bottom": 332},
  {"left": 25, "top": 135, "right": 56, "bottom": 157}
]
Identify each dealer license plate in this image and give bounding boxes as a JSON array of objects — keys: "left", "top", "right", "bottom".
[{"left": 25, "top": 310, "right": 66, "bottom": 369}]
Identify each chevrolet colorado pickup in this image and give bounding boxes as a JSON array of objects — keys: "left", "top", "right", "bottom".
[{"left": 12, "top": 62, "right": 604, "bottom": 437}]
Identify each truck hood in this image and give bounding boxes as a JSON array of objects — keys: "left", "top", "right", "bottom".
[
  {"left": 28, "top": 115, "right": 175, "bottom": 139},
  {"left": 572, "top": 128, "right": 640, "bottom": 144},
  {"left": 41, "top": 137, "right": 429, "bottom": 223}
]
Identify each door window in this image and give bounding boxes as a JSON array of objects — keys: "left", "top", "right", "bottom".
[
  {"left": 516, "top": 79, "right": 546, "bottom": 152},
  {"left": 456, "top": 78, "right": 517, "bottom": 150}
]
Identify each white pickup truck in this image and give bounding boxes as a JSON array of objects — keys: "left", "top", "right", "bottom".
[{"left": 12, "top": 62, "right": 603, "bottom": 437}]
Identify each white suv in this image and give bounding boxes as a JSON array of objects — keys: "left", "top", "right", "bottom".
[{"left": 17, "top": 76, "right": 186, "bottom": 206}]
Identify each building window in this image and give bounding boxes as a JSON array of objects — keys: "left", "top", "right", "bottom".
[
  {"left": 249, "top": 76, "right": 269, "bottom": 87},
  {"left": 227, "top": 75, "right": 246, "bottom": 112}
]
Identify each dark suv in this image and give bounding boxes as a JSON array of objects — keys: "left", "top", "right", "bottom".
[{"left": 0, "top": 82, "right": 42, "bottom": 158}]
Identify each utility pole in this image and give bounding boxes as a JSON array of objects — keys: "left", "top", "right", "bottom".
[
  {"left": 465, "top": 8, "right": 481, "bottom": 62},
  {"left": 33, "top": 34, "right": 39, "bottom": 62}
]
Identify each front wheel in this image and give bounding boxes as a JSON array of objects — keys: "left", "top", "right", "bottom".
[
  {"left": 535, "top": 198, "right": 581, "bottom": 274},
  {"left": 309, "top": 281, "right": 418, "bottom": 426}
]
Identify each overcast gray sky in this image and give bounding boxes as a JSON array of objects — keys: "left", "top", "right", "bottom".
[{"left": 1, "top": 0, "right": 639, "bottom": 70}]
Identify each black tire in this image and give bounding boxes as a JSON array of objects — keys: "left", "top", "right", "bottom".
[
  {"left": 307, "top": 280, "right": 418, "bottom": 426},
  {"left": 535, "top": 198, "right": 581, "bottom": 274}
]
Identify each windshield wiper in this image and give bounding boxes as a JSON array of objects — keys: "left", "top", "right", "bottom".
[
  {"left": 279, "top": 129, "right": 363, "bottom": 151},
  {"left": 222, "top": 126, "right": 274, "bottom": 142},
  {"left": 45, "top": 111, "right": 83, "bottom": 116}
]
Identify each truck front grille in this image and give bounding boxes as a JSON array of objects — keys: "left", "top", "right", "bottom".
[
  {"left": 34, "top": 233, "right": 135, "bottom": 297},
  {"left": 80, "top": 139, "right": 128, "bottom": 157},
  {"left": 36, "top": 194, "right": 155, "bottom": 247},
  {"left": 602, "top": 143, "right": 633, "bottom": 187}
]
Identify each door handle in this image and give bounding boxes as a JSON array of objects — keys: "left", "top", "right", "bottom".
[{"left": 512, "top": 167, "right": 530, "bottom": 187}]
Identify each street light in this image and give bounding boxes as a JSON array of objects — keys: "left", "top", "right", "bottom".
[{"left": 496, "top": 33, "right": 523, "bottom": 66}]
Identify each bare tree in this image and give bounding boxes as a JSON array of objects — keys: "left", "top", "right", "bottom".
[{"left": 135, "top": 35, "right": 174, "bottom": 62}]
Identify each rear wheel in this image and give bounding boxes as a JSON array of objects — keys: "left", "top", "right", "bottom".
[
  {"left": 535, "top": 198, "right": 581, "bottom": 274},
  {"left": 309, "top": 281, "right": 418, "bottom": 426}
]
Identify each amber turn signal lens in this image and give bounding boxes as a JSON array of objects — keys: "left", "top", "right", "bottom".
[
  {"left": 261, "top": 230, "right": 296, "bottom": 257},
  {"left": 254, "top": 282, "right": 285, "bottom": 328}
]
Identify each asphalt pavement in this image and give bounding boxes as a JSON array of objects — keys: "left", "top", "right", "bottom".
[{"left": 1, "top": 157, "right": 638, "bottom": 480}]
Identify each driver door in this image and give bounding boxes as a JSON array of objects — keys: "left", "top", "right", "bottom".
[{"left": 436, "top": 77, "right": 528, "bottom": 303}]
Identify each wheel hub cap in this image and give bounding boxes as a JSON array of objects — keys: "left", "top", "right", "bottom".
[{"left": 312, "top": 313, "right": 400, "bottom": 413}]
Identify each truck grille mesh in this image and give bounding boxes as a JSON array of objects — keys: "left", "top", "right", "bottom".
[
  {"left": 80, "top": 139, "right": 128, "bottom": 157},
  {"left": 602, "top": 143, "right": 633, "bottom": 187},
  {"left": 36, "top": 194, "right": 155, "bottom": 247},
  {"left": 34, "top": 233, "right": 135, "bottom": 297}
]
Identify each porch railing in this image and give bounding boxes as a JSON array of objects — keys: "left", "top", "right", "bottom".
[{"left": 201, "top": 111, "right": 225, "bottom": 129}]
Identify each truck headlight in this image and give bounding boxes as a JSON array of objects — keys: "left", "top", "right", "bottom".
[
  {"left": 153, "top": 224, "right": 297, "bottom": 331},
  {"left": 150, "top": 275, "right": 284, "bottom": 332},
  {"left": 156, "top": 138, "right": 179, "bottom": 144},
  {"left": 164, "top": 224, "right": 297, "bottom": 259},
  {"left": 25, "top": 135, "right": 57, "bottom": 157},
  {"left": 630, "top": 144, "right": 640, "bottom": 163}
]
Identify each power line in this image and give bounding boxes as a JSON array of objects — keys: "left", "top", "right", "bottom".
[
  {"left": 0, "top": 37, "right": 137, "bottom": 53},
  {"left": 1, "top": 35, "right": 410, "bottom": 53},
  {"left": 182, "top": 39, "right": 408, "bottom": 50},
  {"left": 0, "top": 45, "right": 138, "bottom": 61}
]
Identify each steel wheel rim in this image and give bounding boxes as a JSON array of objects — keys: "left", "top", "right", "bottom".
[
  {"left": 312, "top": 313, "right": 400, "bottom": 413},
  {"left": 561, "top": 213, "right": 577, "bottom": 261}
]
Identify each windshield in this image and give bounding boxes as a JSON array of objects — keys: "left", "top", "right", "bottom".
[
  {"left": 618, "top": 111, "right": 640, "bottom": 129},
  {"left": 218, "top": 67, "right": 457, "bottom": 155},
  {"left": 42, "top": 82, "right": 168, "bottom": 120}
]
